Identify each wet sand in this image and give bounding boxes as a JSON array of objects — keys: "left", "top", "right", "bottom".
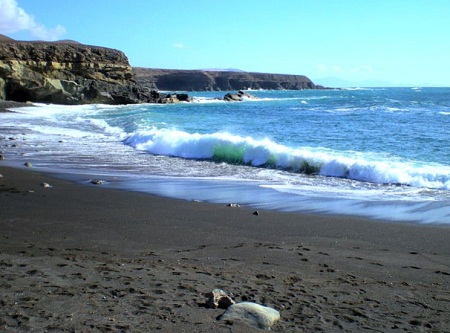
[
  {"left": 0, "top": 163, "right": 449, "bottom": 332},
  {"left": 1, "top": 100, "right": 450, "bottom": 332}
]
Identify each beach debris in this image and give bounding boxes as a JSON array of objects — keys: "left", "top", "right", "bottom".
[
  {"left": 219, "top": 302, "right": 280, "bottom": 330},
  {"left": 24, "top": 162, "right": 32, "bottom": 167},
  {"left": 206, "top": 289, "right": 235, "bottom": 309},
  {"left": 227, "top": 203, "right": 240, "bottom": 208},
  {"left": 41, "top": 182, "right": 52, "bottom": 188},
  {"left": 90, "top": 179, "right": 105, "bottom": 185},
  {"left": 253, "top": 210, "right": 260, "bottom": 216},
  {"left": 0, "top": 154, "right": 5, "bottom": 160}
]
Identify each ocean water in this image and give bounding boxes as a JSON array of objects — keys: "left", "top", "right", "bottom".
[{"left": 2, "top": 87, "right": 450, "bottom": 224}]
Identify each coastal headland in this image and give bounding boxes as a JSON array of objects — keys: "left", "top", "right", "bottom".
[
  {"left": 0, "top": 35, "right": 192, "bottom": 105},
  {"left": 0, "top": 34, "right": 323, "bottom": 106},
  {"left": 133, "top": 67, "right": 322, "bottom": 91}
]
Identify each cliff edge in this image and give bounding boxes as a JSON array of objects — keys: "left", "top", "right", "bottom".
[
  {"left": 0, "top": 34, "right": 322, "bottom": 105},
  {"left": 133, "top": 68, "right": 321, "bottom": 91},
  {"left": 0, "top": 36, "right": 157, "bottom": 104}
]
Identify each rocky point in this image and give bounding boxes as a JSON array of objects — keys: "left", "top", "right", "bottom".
[{"left": 0, "top": 36, "right": 175, "bottom": 105}]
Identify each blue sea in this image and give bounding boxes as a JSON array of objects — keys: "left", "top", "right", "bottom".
[{"left": 2, "top": 87, "right": 450, "bottom": 224}]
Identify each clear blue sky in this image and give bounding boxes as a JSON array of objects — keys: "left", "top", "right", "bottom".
[{"left": 1, "top": 0, "right": 449, "bottom": 87}]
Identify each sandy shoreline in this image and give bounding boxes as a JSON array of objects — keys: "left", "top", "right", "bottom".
[
  {"left": 1, "top": 101, "right": 450, "bottom": 331},
  {"left": 1, "top": 164, "right": 449, "bottom": 332}
]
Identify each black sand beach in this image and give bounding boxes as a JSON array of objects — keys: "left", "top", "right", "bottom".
[
  {"left": 1, "top": 164, "right": 449, "bottom": 332},
  {"left": 1, "top": 102, "right": 450, "bottom": 332}
]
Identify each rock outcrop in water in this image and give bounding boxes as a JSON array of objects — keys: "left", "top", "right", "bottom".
[
  {"left": 0, "top": 35, "right": 172, "bottom": 105},
  {"left": 223, "top": 90, "right": 259, "bottom": 101},
  {"left": 133, "top": 67, "right": 323, "bottom": 91}
]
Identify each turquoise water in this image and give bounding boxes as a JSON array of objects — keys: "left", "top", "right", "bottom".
[
  {"left": 2, "top": 87, "right": 450, "bottom": 223},
  {"left": 122, "top": 88, "right": 450, "bottom": 188}
]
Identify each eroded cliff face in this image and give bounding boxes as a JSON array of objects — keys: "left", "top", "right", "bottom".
[
  {"left": 0, "top": 41, "right": 157, "bottom": 104},
  {"left": 133, "top": 68, "right": 319, "bottom": 91},
  {"left": 0, "top": 34, "right": 321, "bottom": 105}
]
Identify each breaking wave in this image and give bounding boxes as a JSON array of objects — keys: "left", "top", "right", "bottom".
[{"left": 124, "top": 129, "right": 450, "bottom": 190}]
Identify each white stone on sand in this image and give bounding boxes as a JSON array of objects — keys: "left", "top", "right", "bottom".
[{"left": 219, "top": 302, "right": 280, "bottom": 330}]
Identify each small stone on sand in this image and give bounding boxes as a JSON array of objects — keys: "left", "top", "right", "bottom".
[{"left": 206, "top": 289, "right": 235, "bottom": 309}]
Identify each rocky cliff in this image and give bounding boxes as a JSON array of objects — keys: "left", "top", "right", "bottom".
[
  {"left": 133, "top": 68, "right": 320, "bottom": 91},
  {"left": 0, "top": 38, "right": 161, "bottom": 104},
  {"left": 0, "top": 34, "right": 321, "bottom": 105}
]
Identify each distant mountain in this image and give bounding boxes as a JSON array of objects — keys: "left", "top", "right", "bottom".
[
  {"left": 0, "top": 33, "right": 80, "bottom": 44},
  {"left": 0, "top": 34, "right": 15, "bottom": 42}
]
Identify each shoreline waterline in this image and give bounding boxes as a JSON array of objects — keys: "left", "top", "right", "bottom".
[
  {"left": 1, "top": 88, "right": 450, "bottom": 226},
  {"left": 2, "top": 158, "right": 449, "bottom": 225}
]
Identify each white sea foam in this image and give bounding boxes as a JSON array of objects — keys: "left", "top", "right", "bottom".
[
  {"left": 124, "top": 128, "right": 450, "bottom": 190},
  {"left": 9, "top": 103, "right": 97, "bottom": 117},
  {"left": 343, "top": 87, "right": 371, "bottom": 91},
  {"left": 27, "top": 124, "right": 99, "bottom": 138},
  {"left": 191, "top": 96, "right": 291, "bottom": 103},
  {"left": 86, "top": 118, "right": 126, "bottom": 136},
  {"left": 192, "top": 97, "right": 226, "bottom": 104}
]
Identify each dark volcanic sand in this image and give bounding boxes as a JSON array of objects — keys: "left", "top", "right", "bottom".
[
  {"left": 0, "top": 100, "right": 449, "bottom": 332},
  {"left": 0, "top": 165, "right": 449, "bottom": 332}
]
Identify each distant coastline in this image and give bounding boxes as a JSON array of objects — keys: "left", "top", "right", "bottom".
[
  {"left": 0, "top": 33, "right": 325, "bottom": 105},
  {"left": 133, "top": 67, "right": 326, "bottom": 92}
]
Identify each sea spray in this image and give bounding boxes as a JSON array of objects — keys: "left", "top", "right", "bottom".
[{"left": 124, "top": 128, "right": 450, "bottom": 189}]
